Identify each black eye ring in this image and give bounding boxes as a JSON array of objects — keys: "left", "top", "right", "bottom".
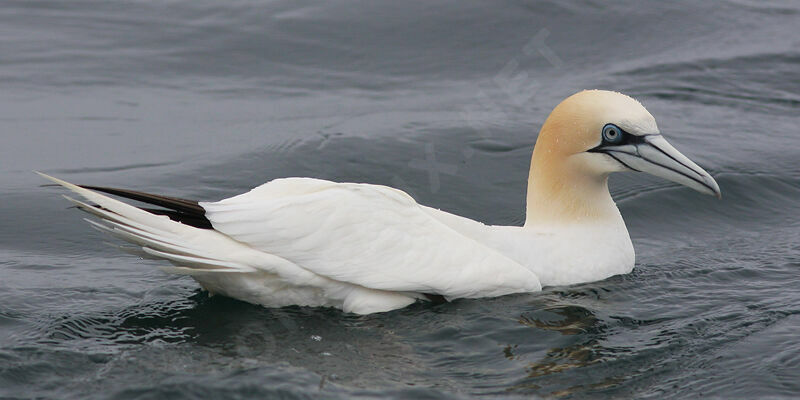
[{"left": 602, "top": 124, "right": 624, "bottom": 144}]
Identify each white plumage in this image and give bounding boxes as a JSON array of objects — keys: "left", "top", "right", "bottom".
[
  {"left": 201, "top": 178, "right": 541, "bottom": 298},
  {"left": 40, "top": 90, "right": 720, "bottom": 314}
]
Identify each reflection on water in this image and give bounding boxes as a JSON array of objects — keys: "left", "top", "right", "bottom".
[
  {"left": 518, "top": 305, "right": 600, "bottom": 335},
  {"left": 506, "top": 305, "right": 620, "bottom": 397}
]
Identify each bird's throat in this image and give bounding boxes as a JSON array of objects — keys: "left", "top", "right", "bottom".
[{"left": 524, "top": 159, "right": 621, "bottom": 226}]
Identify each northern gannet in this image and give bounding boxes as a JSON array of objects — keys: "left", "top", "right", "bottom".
[{"left": 39, "top": 90, "right": 721, "bottom": 314}]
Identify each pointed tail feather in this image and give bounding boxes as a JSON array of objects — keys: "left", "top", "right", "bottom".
[{"left": 37, "top": 172, "right": 264, "bottom": 275}]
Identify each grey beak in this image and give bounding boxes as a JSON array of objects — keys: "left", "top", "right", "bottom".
[{"left": 598, "top": 135, "right": 721, "bottom": 198}]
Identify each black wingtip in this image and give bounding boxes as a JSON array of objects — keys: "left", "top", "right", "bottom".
[{"left": 78, "top": 185, "right": 214, "bottom": 230}]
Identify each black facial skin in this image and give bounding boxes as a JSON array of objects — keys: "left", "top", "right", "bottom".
[
  {"left": 589, "top": 124, "right": 652, "bottom": 149},
  {"left": 587, "top": 124, "right": 657, "bottom": 171}
]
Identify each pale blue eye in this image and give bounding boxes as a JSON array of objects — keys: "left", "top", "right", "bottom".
[{"left": 602, "top": 124, "right": 624, "bottom": 144}]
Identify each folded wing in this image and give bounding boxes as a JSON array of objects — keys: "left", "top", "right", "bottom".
[{"left": 201, "top": 178, "right": 541, "bottom": 298}]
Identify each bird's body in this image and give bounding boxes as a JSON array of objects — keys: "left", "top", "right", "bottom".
[{"left": 40, "top": 90, "right": 720, "bottom": 314}]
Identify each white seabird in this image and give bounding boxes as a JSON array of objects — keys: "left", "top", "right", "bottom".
[{"left": 39, "top": 90, "right": 721, "bottom": 314}]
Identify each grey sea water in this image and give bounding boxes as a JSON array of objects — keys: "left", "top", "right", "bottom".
[{"left": 2, "top": 1, "right": 800, "bottom": 398}]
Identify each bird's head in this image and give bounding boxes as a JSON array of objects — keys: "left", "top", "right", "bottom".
[{"left": 526, "top": 90, "right": 720, "bottom": 224}]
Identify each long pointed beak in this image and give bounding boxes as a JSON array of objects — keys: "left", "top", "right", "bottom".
[{"left": 601, "top": 135, "right": 721, "bottom": 198}]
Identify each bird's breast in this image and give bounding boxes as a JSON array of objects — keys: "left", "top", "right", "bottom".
[{"left": 483, "top": 221, "right": 635, "bottom": 287}]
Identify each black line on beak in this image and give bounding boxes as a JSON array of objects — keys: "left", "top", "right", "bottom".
[
  {"left": 606, "top": 152, "right": 640, "bottom": 172},
  {"left": 605, "top": 150, "right": 715, "bottom": 193},
  {"left": 645, "top": 139, "right": 705, "bottom": 180}
]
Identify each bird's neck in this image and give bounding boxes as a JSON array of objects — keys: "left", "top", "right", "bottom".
[{"left": 524, "top": 153, "right": 621, "bottom": 227}]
